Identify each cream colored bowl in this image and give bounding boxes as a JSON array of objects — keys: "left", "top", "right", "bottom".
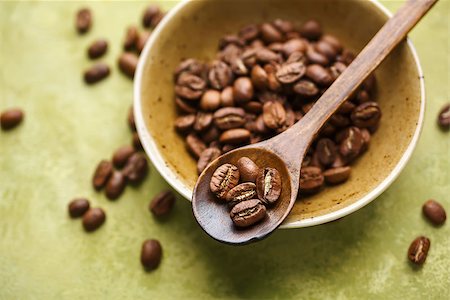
[{"left": 134, "top": 0, "right": 424, "bottom": 228}]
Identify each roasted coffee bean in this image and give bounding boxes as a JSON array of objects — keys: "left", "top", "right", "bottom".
[
  {"left": 337, "top": 100, "right": 355, "bottom": 114},
  {"left": 360, "top": 128, "right": 371, "bottom": 152},
  {"left": 82, "top": 207, "right": 106, "bottom": 232},
  {"left": 437, "top": 103, "right": 450, "bottom": 130},
  {"left": 213, "top": 107, "right": 245, "bottom": 130},
  {"left": 282, "top": 39, "right": 307, "bottom": 58},
  {"left": 316, "top": 138, "right": 337, "bottom": 166},
  {"left": 351, "top": 102, "right": 381, "bottom": 128},
  {"left": 329, "top": 62, "right": 347, "bottom": 80},
  {"left": 260, "top": 23, "right": 283, "bottom": 43},
  {"left": 256, "top": 167, "right": 282, "bottom": 205},
  {"left": 142, "top": 5, "right": 161, "bottom": 28},
  {"left": 174, "top": 59, "right": 206, "bottom": 80},
  {"left": 255, "top": 48, "right": 281, "bottom": 64},
  {"left": 186, "top": 134, "right": 206, "bottom": 158},
  {"left": 174, "top": 114, "right": 196, "bottom": 133},
  {"left": 219, "top": 44, "right": 242, "bottom": 65},
  {"left": 76, "top": 8, "right": 92, "bottom": 34},
  {"left": 251, "top": 65, "right": 269, "bottom": 90},
  {"left": 233, "top": 77, "right": 254, "bottom": 103},
  {"left": 132, "top": 132, "right": 143, "bottom": 150},
  {"left": 254, "top": 115, "right": 269, "bottom": 134},
  {"left": 175, "top": 97, "right": 197, "bottom": 114},
  {"left": 222, "top": 144, "right": 238, "bottom": 153},
  {"left": 219, "top": 35, "right": 245, "bottom": 50},
  {"left": 92, "top": 160, "right": 113, "bottom": 190},
  {"left": 315, "top": 40, "right": 338, "bottom": 61},
  {"left": 87, "top": 39, "right": 108, "bottom": 59},
  {"left": 305, "top": 64, "right": 333, "bottom": 86},
  {"left": 230, "top": 199, "right": 267, "bottom": 227},
  {"left": 306, "top": 46, "right": 329, "bottom": 66},
  {"left": 105, "top": 171, "right": 127, "bottom": 200},
  {"left": 220, "top": 86, "right": 235, "bottom": 107},
  {"left": 322, "top": 35, "right": 343, "bottom": 53},
  {"left": 337, "top": 49, "right": 355, "bottom": 65},
  {"left": 123, "top": 26, "right": 139, "bottom": 51},
  {"left": 332, "top": 153, "right": 348, "bottom": 168},
  {"left": 272, "top": 19, "right": 294, "bottom": 34},
  {"left": 299, "top": 19, "right": 322, "bottom": 40},
  {"left": 193, "top": 112, "right": 213, "bottom": 132},
  {"left": 276, "top": 62, "right": 306, "bottom": 84},
  {"left": 267, "top": 72, "right": 282, "bottom": 92},
  {"left": 208, "top": 60, "right": 233, "bottom": 90},
  {"left": 210, "top": 164, "right": 240, "bottom": 199},
  {"left": 299, "top": 166, "right": 324, "bottom": 194},
  {"left": 239, "top": 24, "right": 260, "bottom": 42},
  {"left": 112, "top": 145, "right": 136, "bottom": 168},
  {"left": 136, "top": 31, "right": 151, "bottom": 54},
  {"left": 362, "top": 73, "right": 376, "bottom": 93},
  {"left": 200, "top": 90, "right": 221, "bottom": 111},
  {"left": 263, "top": 101, "right": 286, "bottom": 129},
  {"left": 176, "top": 73, "right": 206, "bottom": 100},
  {"left": 408, "top": 236, "right": 430, "bottom": 265},
  {"left": 84, "top": 63, "right": 110, "bottom": 84},
  {"left": 293, "top": 80, "right": 319, "bottom": 97},
  {"left": 201, "top": 126, "right": 220, "bottom": 144},
  {"left": 236, "top": 157, "right": 259, "bottom": 183},
  {"left": 323, "top": 166, "right": 351, "bottom": 184},
  {"left": 219, "top": 128, "right": 251, "bottom": 144},
  {"left": 244, "top": 101, "right": 263, "bottom": 114},
  {"left": 422, "top": 199, "right": 446, "bottom": 225},
  {"left": 118, "top": 52, "right": 139, "bottom": 79},
  {"left": 122, "top": 153, "right": 148, "bottom": 184},
  {"left": 339, "top": 127, "right": 363, "bottom": 160},
  {"left": 226, "top": 183, "right": 257, "bottom": 207},
  {"left": 197, "top": 147, "right": 221, "bottom": 174},
  {"left": 150, "top": 190, "right": 176, "bottom": 217},
  {"left": 128, "top": 106, "right": 136, "bottom": 131},
  {"left": 0, "top": 108, "right": 24, "bottom": 130},
  {"left": 355, "top": 89, "right": 370, "bottom": 104},
  {"left": 68, "top": 198, "right": 90, "bottom": 218},
  {"left": 309, "top": 150, "right": 323, "bottom": 170},
  {"left": 242, "top": 48, "right": 258, "bottom": 67},
  {"left": 329, "top": 113, "right": 350, "bottom": 128},
  {"left": 229, "top": 57, "right": 248, "bottom": 76},
  {"left": 141, "top": 239, "right": 162, "bottom": 270}
]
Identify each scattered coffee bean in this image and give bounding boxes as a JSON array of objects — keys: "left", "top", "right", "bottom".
[
  {"left": 236, "top": 157, "right": 259, "bottom": 183},
  {"left": 226, "top": 182, "right": 257, "bottom": 207},
  {"left": 68, "top": 198, "right": 90, "bottom": 218},
  {"left": 230, "top": 199, "right": 267, "bottom": 227},
  {"left": 87, "top": 39, "right": 108, "bottom": 59},
  {"left": 76, "top": 8, "right": 92, "bottom": 34},
  {"left": 197, "top": 147, "right": 221, "bottom": 174},
  {"left": 136, "top": 31, "right": 151, "bottom": 54},
  {"left": 105, "top": 171, "right": 127, "bottom": 200},
  {"left": 407, "top": 236, "right": 430, "bottom": 265},
  {"left": 118, "top": 52, "right": 139, "bottom": 79},
  {"left": 437, "top": 103, "right": 450, "bottom": 130},
  {"left": 132, "top": 132, "right": 143, "bottom": 150},
  {"left": 143, "top": 5, "right": 162, "bottom": 28},
  {"left": 82, "top": 207, "right": 106, "bottom": 232},
  {"left": 122, "top": 153, "right": 148, "bottom": 184},
  {"left": 0, "top": 108, "right": 24, "bottom": 130},
  {"left": 210, "top": 163, "right": 240, "bottom": 200},
  {"left": 112, "top": 145, "right": 136, "bottom": 168},
  {"left": 256, "top": 167, "right": 282, "bottom": 205},
  {"left": 84, "top": 63, "right": 110, "bottom": 84},
  {"left": 323, "top": 166, "right": 351, "bottom": 184},
  {"left": 422, "top": 199, "right": 446, "bottom": 225},
  {"left": 92, "top": 160, "right": 113, "bottom": 190},
  {"left": 123, "top": 26, "right": 139, "bottom": 51},
  {"left": 141, "top": 239, "right": 162, "bottom": 270},
  {"left": 150, "top": 190, "right": 176, "bottom": 217},
  {"left": 299, "top": 166, "right": 324, "bottom": 194}
]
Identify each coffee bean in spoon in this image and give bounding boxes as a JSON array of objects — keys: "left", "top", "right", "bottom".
[
  {"left": 256, "top": 167, "right": 282, "bottom": 205},
  {"left": 1, "top": 108, "right": 24, "bottom": 130},
  {"left": 236, "top": 157, "right": 259, "bottom": 183},
  {"left": 226, "top": 182, "right": 257, "bottom": 208},
  {"left": 230, "top": 199, "right": 267, "bottom": 228},
  {"left": 210, "top": 163, "right": 240, "bottom": 200},
  {"left": 422, "top": 199, "right": 446, "bottom": 225}
]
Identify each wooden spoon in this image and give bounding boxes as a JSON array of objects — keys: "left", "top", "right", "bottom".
[{"left": 192, "top": 0, "right": 437, "bottom": 245}]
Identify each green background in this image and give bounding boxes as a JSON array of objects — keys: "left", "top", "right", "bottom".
[{"left": 0, "top": 1, "right": 448, "bottom": 299}]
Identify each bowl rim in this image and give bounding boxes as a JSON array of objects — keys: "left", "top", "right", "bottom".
[{"left": 134, "top": 0, "right": 425, "bottom": 229}]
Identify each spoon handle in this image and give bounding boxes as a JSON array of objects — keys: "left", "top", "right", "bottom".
[{"left": 272, "top": 0, "right": 437, "bottom": 158}]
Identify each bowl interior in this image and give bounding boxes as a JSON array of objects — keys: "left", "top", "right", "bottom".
[{"left": 136, "top": 0, "right": 422, "bottom": 227}]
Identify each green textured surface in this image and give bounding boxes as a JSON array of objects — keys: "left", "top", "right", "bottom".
[{"left": 0, "top": 0, "right": 449, "bottom": 299}]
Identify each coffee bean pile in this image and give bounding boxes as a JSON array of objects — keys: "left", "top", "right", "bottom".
[
  {"left": 77, "top": 5, "right": 166, "bottom": 84},
  {"left": 173, "top": 19, "right": 381, "bottom": 196},
  {"left": 209, "top": 157, "right": 281, "bottom": 228}
]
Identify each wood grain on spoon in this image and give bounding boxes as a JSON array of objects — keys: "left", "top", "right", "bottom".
[{"left": 192, "top": 0, "right": 438, "bottom": 245}]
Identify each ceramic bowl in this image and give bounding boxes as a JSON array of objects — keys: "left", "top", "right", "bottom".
[{"left": 134, "top": 0, "right": 424, "bottom": 228}]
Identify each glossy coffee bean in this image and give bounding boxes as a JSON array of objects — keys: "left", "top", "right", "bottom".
[
  {"left": 263, "top": 101, "right": 286, "bottom": 130},
  {"left": 226, "top": 182, "right": 257, "bottom": 207},
  {"left": 174, "top": 59, "right": 206, "bottom": 79},
  {"left": 84, "top": 63, "right": 110, "bottom": 84},
  {"left": 306, "top": 46, "right": 329, "bottom": 66},
  {"left": 239, "top": 24, "right": 260, "bottom": 42},
  {"left": 175, "top": 97, "right": 197, "bottom": 114},
  {"left": 82, "top": 207, "right": 106, "bottom": 232},
  {"left": 75, "top": 8, "right": 92, "bottom": 34},
  {"left": 112, "top": 145, "right": 136, "bottom": 168},
  {"left": 236, "top": 157, "right": 259, "bottom": 183},
  {"left": 276, "top": 62, "right": 306, "bottom": 84},
  {"left": 92, "top": 160, "right": 113, "bottom": 190},
  {"left": 230, "top": 199, "right": 267, "bottom": 227},
  {"left": 87, "top": 39, "right": 108, "bottom": 59},
  {"left": 122, "top": 153, "right": 148, "bottom": 184},
  {"left": 141, "top": 239, "right": 162, "bottom": 270},
  {"left": 321, "top": 35, "right": 343, "bottom": 53},
  {"left": 233, "top": 77, "right": 254, "bottom": 103},
  {"left": 220, "top": 87, "right": 235, "bottom": 107},
  {"left": 351, "top": 102, "right": 381, "bottom": 128},
  {"left": 208, "top": 60, "right": 233, "bottom": 90},
  {"left": 437, "top": 103, "right": 450, "bottom": 130},
  {"left": 210, "top": 163, "right": 240, "bottom": 200},
  {"left": 200, "top": 90, "right": 221, "bottom": 111},
  {"left": 256, "top": 48, "right": 281, "bottom": 64},
  {"left": 316, "top": 138, "right": 337, "bottom": 166},
  {"left": 176, "top": 73, "right": 206, "bottom": 100},
  {"left": 323, "top": 166, "right": 351, "bottom": 184},
  {"left": 219, "top": 128, "right": 251, "bottom": 144},
  {"left": 197, "top": 148, "right": 221, "bottom": 174},
  {"left": 213, "top": 107, "right": 246, "bottom": 130},
  {"left": 299, "top": 166, "right": 324, "bottom": 194},
  {"left": 0, "top": 108, "right": 24, "bottom": 130},
  {"left": 260, "top": 23, "right": 283, "bottom": 44},
  {"left": 118, "top": 52, "right": 139, "bottom": 79},
  {"left": 299, "top": 19, "right": 322, "bottom": 40},
  {"left": 186, "top": 134, "right": 206, "bottom": 159},
  {"left": 305, "top": 64, "right": 333, "bottom": 87},
  {"left": 256, "top": 167, "right": 282, "bottom": 205},
  {"left": 282, "top": 39, "right": 307, "bottom": 57},
  {"left": 272, "top": 19, "right": 294, "bottom": 34},
  {"left": 251, "top": 65, "right": 269, "bottom": 90},
  {"left": 105, "top": 171, "right": 127, "bottom": 200},
  {"left": 174, "top": 114, "right": 196, "bottom": 133},
  {"left": 244, "top": 101, "right": 263, "bottom": 114},
  {"left": 123, "top": 26, "right": 138, "bottom": 51},
  {"left": 201, "top": 126, "right": 220, "bottom": 144},
  {"left": 293, "top": 80, "right": 319, "bottom": 97},
  {"left": 142, "top": 5, "right": 161, "bottom": 28},
  {"left": 407, "top": 236, "right": 430, "bottom": 265},
  {"left": 315, "top": 40, "right": 338, "bottom": 61},
  {"left": 339, "top": 127, "right": 363, "bottom": 161},
  {"left": 150, "top": 190, "right": 176, "bottom": 217},
  {"left": 422, "top": 199, "right": 446, "bottom": 225},
  {"left": 193, "top": 112, "right": 213, "bottom": 132},
  {"left": 68, "top": 198, "right": 90, "bottom": 218}
]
